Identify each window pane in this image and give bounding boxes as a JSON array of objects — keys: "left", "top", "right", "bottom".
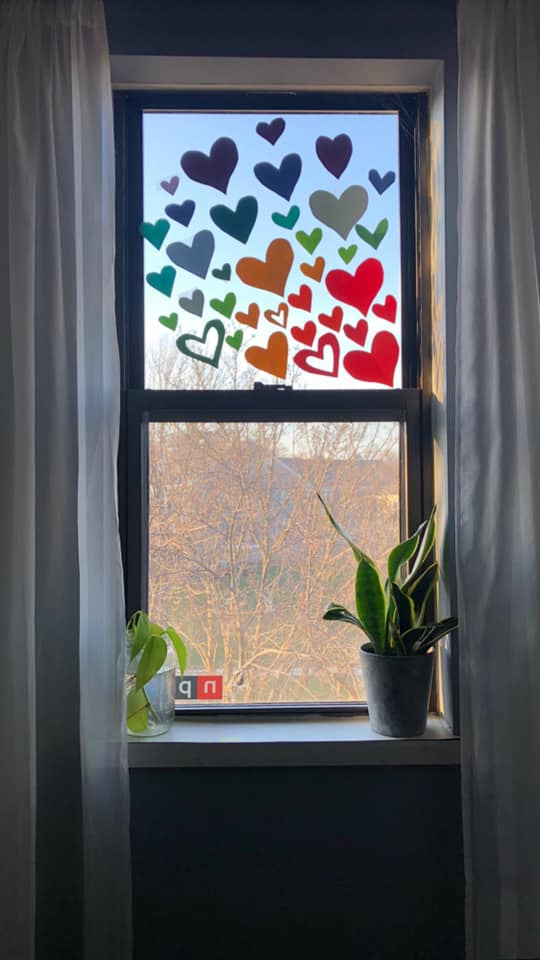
[
  {"left": 142, "top": 111, "right": 402, "bottom": 390},
  {"left": 148, "top": 421, "right": 401, "bottom": 704}
]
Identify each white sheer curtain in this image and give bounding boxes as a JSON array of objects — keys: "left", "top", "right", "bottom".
[
  {"left": 457, "top": 1, "right": 540, "bottom": 958},
  {"left": 0, "top": 1, "right": 131, "bottom": 958}
]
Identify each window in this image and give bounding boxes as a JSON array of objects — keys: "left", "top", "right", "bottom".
[{"left": 115, "top": 90, "right": 429, "bottom": 711}]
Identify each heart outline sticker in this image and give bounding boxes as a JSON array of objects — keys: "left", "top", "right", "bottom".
[{"left": 176, "top": 319, "right": 226, "bottom": 369}]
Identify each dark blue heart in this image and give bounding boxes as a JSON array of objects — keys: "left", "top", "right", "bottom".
[
  {"left": 254, "top": 154, "right": 302, "bottom": 201},
  {"left": 368, "top": 169, "right": 396, "bottom": 195},
  {"left": 165, "top": 200, "right": 195, "bottom": 226}
]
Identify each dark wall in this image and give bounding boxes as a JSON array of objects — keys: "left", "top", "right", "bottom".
[{"left": 131, "top": 765, "right": 464, "bottom": 960}]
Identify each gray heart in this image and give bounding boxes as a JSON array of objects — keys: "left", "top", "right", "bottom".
[
  {"left": 166, "top": 229, "right": 215, "bottom": 279},
  {"left": 179, "top": 289, "right": 204, "bottom": 317},
  {"left": 309, "top": 186, "right": 368, "bottom": 240}
]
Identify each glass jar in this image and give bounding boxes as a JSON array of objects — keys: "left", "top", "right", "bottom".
[{"left": 126, "top": 641, "right": 176, "bottom": 737}]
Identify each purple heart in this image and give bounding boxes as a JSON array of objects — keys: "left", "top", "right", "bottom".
[
  {"left": 165, "top": 201, "right": 195, "bottom": 227},
  {"left": 254, "top": 154, "right": 302, "bottom": 202},
  {"left": 256, "top": 118, "right": 285, "bottom": 145},
  {"left": 316, "top": 134, "right": 352, "bottom": 179},
  {"left": 161, "top": 175, "right": 179, "bottom": 195},
  {"left": 368, "top": 169, "right": 396, "bottom": 194},
  {"left": 181, "top": 138, "right": 238, "bottom": 194}
]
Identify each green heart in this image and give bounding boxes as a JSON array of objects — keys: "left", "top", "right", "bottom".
[
  {"left": 272, "top": 205, "right": 300, "bottom": 230},
  {"left": 212, "top": 263, "right": 232, "bottom": 281},
  {"left": 296, "top": 227, "right": 322, "bottom": 254},
  {"left": 355, "top": 218, "right": 389, "bottom": 250},
  {"left": 139, "top": 218, "right": 170, "bottom": 250},
  {"left": 158, "top": 312, "right": 178, "bottom": 331},
  {"left": 225, "top": 330, "right": 243, "bottom": 351},
  {"left": 146, "top": 266, "right": 176, "bottom": 297},
  {"left": 209, "top": 292, "right": 236, "bottom": 319},
  {"left": 176, "top": 320, "right": 225, "bottom": 369},
  {"left": 338, "top": 244, "right": 357, "bottom": 264}
]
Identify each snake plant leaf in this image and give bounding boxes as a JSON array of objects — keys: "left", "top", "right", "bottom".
[
  {"left": 387, "top": 531, "right": 422, "bottom": 586},
  {"left": 126, "top": 687, "right": 150, "bottom": 732},
  {"left": 135, "top": 634, "right": 167, "bottom": 691},
  {"left": 407, "top": 562, "right": 439, "bottom": 624},
  {"left": 317, "top": 493, "right": 374, "bottom": 566},
  {"left": 165, "top": 626, "right": 187, "bottom": 675},
  {"left": 128, "top": 611, "right": 151, "bottom": 662},
  {"left": 355, "top": 559, "right": 387, "bottom": 652},
  {"left": 322, "top": 603, "right": 366, "bottom": 630},
  {"left": 411, "top": 616, "right": 458, "bottom": 653},
  {"left": 406, "top": 505, "right": 436, "bottom": 585},
  {"left": 390, "top": 582, "right": 415, "bottom": 634},
  {"left": 400, "top": 625, "right": 431, "bottom": 654}
]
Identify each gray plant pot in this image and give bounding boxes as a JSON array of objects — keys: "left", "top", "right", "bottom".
[{"left": 359, "top": 643, "right": 435, "bottom": 737}]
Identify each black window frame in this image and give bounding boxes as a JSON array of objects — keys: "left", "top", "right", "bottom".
[{"left": 114, "top": 89, "right": 431, "bottom": 716}]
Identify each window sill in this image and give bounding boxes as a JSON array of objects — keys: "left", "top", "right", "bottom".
[{"left": 128, "top": 714, "right": 459, "bottom": 768}]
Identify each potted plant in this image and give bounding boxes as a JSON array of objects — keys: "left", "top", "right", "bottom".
[
  {"left": 126, "top": 611, "right": 187, "bottom": 737},
  {"left": 318, "top": 495, "right": 458, "bottom": 737}
]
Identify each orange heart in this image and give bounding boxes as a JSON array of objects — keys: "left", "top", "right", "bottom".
[
  {"left": 245, "top": 331, "right": 288, "bottom": 379},
  {"left": 236, "top": 239, "right": 293, "bottom": 296},
  {"left": 300, "top": 256, "right": 325, "bottom": 282},
  {"left": 235, "top": 303, "right": 260, "bottom": 329},
  {"left": 264, "top": 302, "right": 289, "bottom": 328}
]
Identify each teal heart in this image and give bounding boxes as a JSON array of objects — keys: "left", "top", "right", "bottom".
[
  {"left": 210, "top": 196, "right": 258, "bottom": 244},
  {"left": 158, "top": 312, "right": 178, "bottom": 331},
  {"left": 146, "top": 265, "right": 176, "bottom": 297},
  {"left": 272, "top": 205, "right": 300, "bottom": 230},
  {"left": 179, "top": 289, "right": 204, "bottom": 317},
  {"left": 226, "top": 330, "right": 243, "bottom": 350},
  {"left": 139, "top": 218, "right": 170, "bottom": 250},
  {"left": 209, "top": 292, "right": 236, "bottom": 319},
  {"left": 296, "top": 228, "right": 322, "bottom": 254},
  {"left": 338, "top": 244, "right": 357, "bottom": 264},
  {"left": 176, "top": 320, "right": 225, "bottom": 369},
  {"left": 355, "top": 217, "right": 389, "bottom": 250},
  {"left": 212, "top": 263, "right": 232, "bottom": 281}
]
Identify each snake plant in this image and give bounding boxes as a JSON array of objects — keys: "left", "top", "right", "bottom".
[
  {"left": 318, "top": 495, "right": 458, "bottom": 655},
  {"left": 126, "top": 610, "right": 187, "bottom": 732}
]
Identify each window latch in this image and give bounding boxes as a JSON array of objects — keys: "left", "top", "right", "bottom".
[{"left": 253, "top": 382, "right": 293, "bottom": 392}]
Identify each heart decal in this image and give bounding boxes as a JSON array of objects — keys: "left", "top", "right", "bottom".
[
  {"left": 343, "top": 318, "right": 368, "bottom": 346},
  {"left": 368, "top": 169, "right": 396, "bottom": 195},
  {"left": 254, "top": 154, "right": 302, "bottom": 201},
  {"left": 167, "top": 230, "right": 215, "bottom": 279},
  {"left": 139, "top": 219, "right": 170, "bottom": 250},
  {"left": 372, "top": 295, "right": 397, "bottom": 324},
  {"left": 245, "top": 331, "right": 288, "bottom": 379},
  {"left": 161, "top": 176, "right": 179, "bottom": 195},
  {"left": 146, "top": 266, "right": 176, "bottom": 297},
  {"left": 300, "top": 256, "right": 325, "bottom": 282},
  {"left": 212, "top": 263, "right": 231, "bottom": 281},
  {"left": 315, "top": 134, "right": 352, "bottom": 179},
  {"left": 294, "top": 333, "right": 340, "bottom": 378},
  {"left": 296, "top": 228, "right": 322, "bottom": 255},
  {"left": 291, "top": 320, "right": 316, "bottom": 346},
  {"left": 210, "top": 196, "right": 258, "bottom": 244},
  {"left": 181, "top": 138, "right": 238, "bottom": 194},
  {"left": 210, "top": 292, "right": 236, "bottom": 319},
  {"left": 179, "top": 289, "right": 204, "bottom": 317},
  {"left": 264, "top": 303, "right": 288, "bottom": 328},
  {"left": 235, "top": 303, "right": 260, "bottom": 329},
  {"left": 309, "top": 186, "right": 368, "bottom": 240},
  {"left": 318, "top": 306, "right": 343, "bottom": 332},
  {"left": 344, "top": 331, "right": 399, "bottom": 386},
  {"left": 165, "top": 201, "right": 195, "bottom": 227},
  {"left": 226, "top": 330, "right": 243, "bottom": 350},
  {"left": 288, "top": 284, "right": 312, "bottom": 312},
  {"left": 355, "top": 218, "right": 389, "bottom": 250},
  {"left": 338, "top": 244, "right": 357, "bottom": 265},
  {"left": 326, "top": 257, "right": 384, "bottom": 316},
  {"left": 272, "top": 206, "right": 300, "bottom": 230},
  {"left": 256, "top": 118, "right": 285, "bottom": 145},
  {"left": 236, "top": 238, "right": 293, "bottom": 296},
  {"left": 176, "top": 319, "right": 225, "bottom": 369},
  {"left": 158, "top": 312, "right": 178, "bottom": 331}
]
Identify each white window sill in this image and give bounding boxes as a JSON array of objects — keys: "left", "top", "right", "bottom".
[{"left": 128, "top": 715, "right": 459, "bottom": 768}]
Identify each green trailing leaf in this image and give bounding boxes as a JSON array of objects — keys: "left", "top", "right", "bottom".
[
  {"left": 407, "top": 562, "right": 439, "bottom": 624},
  {"left": 128, "top": 611, "right": 151, "bottom": 662},
  {"left": 322, "top": 603, "right": 366, "bottom": 631},
  {"left": 355, "top": 559, "right": 387, "bottom": 653},
  {"left": 166, "top": 626, "right": 187, "bottom": 675},
  {"left": 135, "top": 634, "right": 167, "bottom": 691},
  {"left": 405, "top": 506, "right": 436, "bottom": 585},
  {"left": 317, "top": 493, "right": 374, "bottom": 566},
  {"left": 390, "top": 582, "right": 415, "bottom": 634},
  {"left": 411, "top": 616, "right": 458, "bottom": 653},
  {"left": 127, "top": 687, "right": 150, "bottom": 733},
  {"left": 387, "top": 531, "right": 421, "bottom": 586}
]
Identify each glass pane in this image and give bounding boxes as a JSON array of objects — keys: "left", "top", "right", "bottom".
[
  {"left": 148, "top": 421, "right": 401, "bottom": 705},
  {"left": 142, "top": 111, "right": 402, "bottom": 390}
]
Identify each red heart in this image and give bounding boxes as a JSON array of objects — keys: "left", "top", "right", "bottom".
[
  {"left": 264, "top": 302, "right": 288, "bottom": 328},
  {"left": 291, "top": 320, "right": 316, "bottom": 346},
  {"left": 325, "top": 258, "right": 384, "bottom": 316},
  {"left": 372, "top": 295, "right": 397, "bottom": 323},
  {"left": 288, "top": 284, "right": 312, "bottom": 312},
  {"left": 343, "top": 318, "right": 368, "bottom": 346},
  {"left": 318, "top": 306, "right": 343, "bottom": 332},
  {"left": 343, "top": 332, "right": 399, "bottom": 387},
  {"left": 294, "top": 333, "right": 340, "bottom": 378}
]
